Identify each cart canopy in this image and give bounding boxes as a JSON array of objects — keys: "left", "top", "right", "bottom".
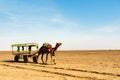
[{"left": 11, "top": 43, "right": 38, "bottom": 47}]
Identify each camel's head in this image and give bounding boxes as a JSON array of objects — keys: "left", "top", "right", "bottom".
[{"left": 56, "top": 43, "right": 62, "bottom": 47}]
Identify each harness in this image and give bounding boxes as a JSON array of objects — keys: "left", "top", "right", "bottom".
[{"left": 43, "top": 43, "right": 52, "bottom": 54}]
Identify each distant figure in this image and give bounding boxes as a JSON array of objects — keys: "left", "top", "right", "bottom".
[
  {"left": 109, "top": 49, "right": 112, "bottom": 51},
  {"left": 28, "top": 46, "right": 32, "bottom": 54},
  {"left": 22, "top": 46, "right": 24, "bottom": 51}
]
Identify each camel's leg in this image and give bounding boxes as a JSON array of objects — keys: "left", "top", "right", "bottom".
[
  {"left": 45, "top": 53, "right": 48, "bottom": 64},
  {"left": 51, "top": 52, "right": 56, "bottom": 65},
  {"left": 52, "top": 56, "right": 56, "bottom": 64},
  {"left": 50, "top": 54, "right": 52, "bottom": 64},
  {"left": 41, "top": 53, "right": 44, "bottom": 64},
  {"left": 37, "top": 51, "right": 41, "bottom": 63}
]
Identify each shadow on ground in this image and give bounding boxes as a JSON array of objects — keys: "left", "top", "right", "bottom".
[{"left": 1, "top": 60, "right": 51, "bottom": 65}]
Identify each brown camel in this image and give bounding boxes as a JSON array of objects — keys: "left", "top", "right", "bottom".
[{"left": 37, "top": 43, "right": 62, "bottom": 64}]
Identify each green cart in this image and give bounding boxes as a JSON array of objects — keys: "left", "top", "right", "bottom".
[{"left": 11, "top": 43, "right": 38, "bottom": 63}]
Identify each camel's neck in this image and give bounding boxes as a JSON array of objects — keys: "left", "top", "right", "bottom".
[{"left": 53, "top": 44, "right": 60, "bottom": 51}]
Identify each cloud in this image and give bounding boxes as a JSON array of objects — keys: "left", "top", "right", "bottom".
[
  {"left": 50, "top": 15, "right": 78, "bottom": 26},
  {"left": 95, "top": 19, "right": 120, "bottom": 33},
  {"left": 0, "top": 0, "right": 80, "bottom": 32},
  {"left": 0, "top": 0, "right": 81, "bottom": 50},
  {"left": 96, "top": 26, "right": 119, "bottom": 33}
]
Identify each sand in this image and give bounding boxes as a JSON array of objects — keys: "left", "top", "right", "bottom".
[{"left": 0, "top": 50, "right": 120, "bottom": 80}]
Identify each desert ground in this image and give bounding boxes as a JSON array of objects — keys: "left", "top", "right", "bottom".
[{"left": 0, "top": 50, "right": 120, "bottom": 80}]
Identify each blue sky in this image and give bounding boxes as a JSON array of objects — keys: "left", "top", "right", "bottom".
[{"left": 0, "top": 0, "right": 120, "bottom": 50}]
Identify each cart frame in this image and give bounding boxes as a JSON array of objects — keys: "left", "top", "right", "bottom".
[{"left": 11, "top": 43, "right": 38, "bottom": 63}]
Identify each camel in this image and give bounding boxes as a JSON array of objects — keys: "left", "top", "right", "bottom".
[{"left": 37, "top": 43, "right": 62, "bottom": 64}]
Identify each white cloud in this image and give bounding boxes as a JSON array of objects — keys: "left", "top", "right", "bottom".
[
  {"left": 51, "top": 15, "right": 78, "bottom": 26},
  {"left": 96, "top": 26, "right": 119, "bottom": 33},
  {"left": 96, "top": 19, "right": 120, "bottom": 33}
]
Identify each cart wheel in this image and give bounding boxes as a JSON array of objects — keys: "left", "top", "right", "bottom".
[
  {"left": 33, "top": 56, "right": 38, "bottom": 63},
  {"left": 23, "top": 55, "right": 28, "bottom": 63},
  {"left": 14, "top": 55, "right": 19, "bottom": 62}
]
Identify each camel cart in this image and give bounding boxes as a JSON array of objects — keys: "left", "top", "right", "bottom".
[{"left": 11, "top": 43, "right": 38, "bottom": 63}]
